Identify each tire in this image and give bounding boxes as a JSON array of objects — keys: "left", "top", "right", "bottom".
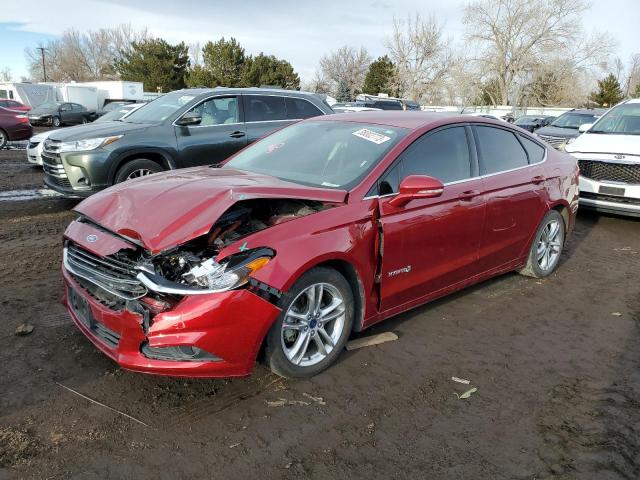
[
  {"left": 81, "top": 117, "right": 89, "bottom": 124},
  {"left": 113, "top": 159, "right": 163, "bottom": 184},
  {"left": 519, "top": 210, "right": 565, "bottom": 278},
  {"left": 0, "top": 129, "right": 7, "bottom": 149},
  {"left": 52, "top": 116, "right": 61, "bottom": 127},
  {"left": 265, "top": 267, "right": 354, "bottom": 378}
]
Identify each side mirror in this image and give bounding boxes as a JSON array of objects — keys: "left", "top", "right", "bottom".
[
  {"left": 578, "top": 123, "right": 593, "bottom": 133},
  {"left": 388, "top": 175, "right": 444, "bottom": 208},
  {"left": 176, "top": 112, "right": 202, "bottom": 126}
]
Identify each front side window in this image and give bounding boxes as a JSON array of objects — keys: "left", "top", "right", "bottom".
[
  {"left": 475, "top": 126, "right": 528, "bottom": 174},
  {"left": 589, "top": 103, "right": 640, "bottom": 135},
  {"left": 401, "top": 127, "right": 473, "bottom": 184},
  {"left": 285, "top": 97, "right": 322, "bottom": 119},
  {"left": 245, "top": 95, "right": 286, "bottom": 122},
  {"left": 225, "top": 121, "right": 407, "bottom": 189},
  {"left": 187, "top": 97, "right": 238, "bottom": 126}
]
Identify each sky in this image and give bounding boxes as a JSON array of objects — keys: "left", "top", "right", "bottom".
[{"left": 1, "top": 0, "right": 638, "bottom": 83}]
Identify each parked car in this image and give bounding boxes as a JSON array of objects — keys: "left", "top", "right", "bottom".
[
  {"left": 514, "top": 115, "right": 555, "bottom": 132},
  {"left": 0, "top": 99, "right": 31, "bottom": 112},
  {"left": 27, "top": 104, "right": 146, "bottom": 166},
  {"left": 332, "top": 106, "right": 381, "bottom": 113},
  {"left": 42, "top": 88, "right": 333, "bottom": 196},
  {"left": 356, "top": 99, "right": 404, "bottom": 110},
  {"left": 462, "top": 112, "right": 505, "bottom": 121},
  {"left": 565, "top": 99, "right": 640, "bottom": 217},
  {"left": 356, "top": 94, "right": 420, "bottom": 111},
  {"left": 0, "top": 106, "right": 33, "bottom": 149},
  {"left": 60, "top": 112, "right": 578, "bottom": 378},
  {"left": 535, "top": 109, "right": 606, "bottom": 150},
  {"left": 27, "top": 102, "right": 95, "bottom": 127},
  {"left": 93, "top": 101, "right": 136, "bottom": 119}
]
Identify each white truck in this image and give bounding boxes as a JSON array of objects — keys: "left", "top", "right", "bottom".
[
  {"left": 85, "top": 81, "right": 144, "bottom": 109},
  {"left": 0, "top": 82, "right": 56, "bottom": 108}
]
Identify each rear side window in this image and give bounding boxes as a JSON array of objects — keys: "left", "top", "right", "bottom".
[
  {"left": 519, "top": 135, "right": 545, "bottom": 164},
  {"left": 245, "top": 95, "right": 286, "bottom": 122},
  {"left": 475, "top": 126, "right": 528, "bottom": 174},
  {"left": 285, "top": 97, "right": 322, "bottom": 119},
  {"left": 401, "top": 127, "right": 472, "bottom": 183}
]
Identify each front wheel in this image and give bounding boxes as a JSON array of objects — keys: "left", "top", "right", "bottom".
[
  {"left": 519, "top": 210, "right": 565, "bottom": 278},
  {"left": 0, "top": 129, "right": 7, "bottom": 149},
  {"left": 52, "top": 116, "right": 61, "bottom": 127},
  {"left": 81, "top": 117, "right": 89, "bottom": 124},
  {"left": 265, "top": 267, "right": 354, "bottom": 378},
  {"left": 114, "top": 159, "right": 163, "bottom": 184}
]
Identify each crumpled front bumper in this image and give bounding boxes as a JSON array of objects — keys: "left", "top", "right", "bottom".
[{"left": 62, "top": 268, "right": 281, "bottom": 377}]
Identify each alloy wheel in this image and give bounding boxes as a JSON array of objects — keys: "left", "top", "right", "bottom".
[
  {"left": 536, "top": 218, "right": 562, "bottom": 272},
  {"left": 281, "top": 283, "right": 346, "bottom": 367},
  {"left": 126, "top": 168, "right": 153, "bottom": 180}
]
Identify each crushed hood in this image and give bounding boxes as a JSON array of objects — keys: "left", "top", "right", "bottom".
[{"left": 74, "top": 166, "right": 347, "bottom": 254}]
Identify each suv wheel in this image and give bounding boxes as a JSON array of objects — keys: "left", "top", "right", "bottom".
[
  {"left": 114, "top": 159, "right": 163, "bottom": 184},
  {"left": 52, "top": 116, "right": 61, "bottom": 127}
]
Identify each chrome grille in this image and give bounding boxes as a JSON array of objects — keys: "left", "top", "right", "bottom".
[
  {"left": 64, "top": 243, "right": 146, "bottom": 300},
  {"left": 578, "top": 160, "right": 640, "bottom": 185},
  {"left": 538, "top": 135, "right": 568, "bottom": 149}
]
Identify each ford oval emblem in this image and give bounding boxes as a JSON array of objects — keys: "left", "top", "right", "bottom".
[
  {"left": 614, "top": 154, "right": 625, "bottom": 159},
  {"left": 86, "top": 234, "right": 98, "bottom": 243}
]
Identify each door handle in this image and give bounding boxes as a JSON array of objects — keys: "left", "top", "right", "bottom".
[
  {"left": 531, "top": 175, "right": 545, "bottom": 184},
  {"left": 229, "top": 131, "right": 245, "bottom": 138},
  {"left": 458, "top": 190, "right": 480, "bottom": 201}
]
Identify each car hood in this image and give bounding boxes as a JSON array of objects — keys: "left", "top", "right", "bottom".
[
  {"left": 48, "top": 121, "right": 153, "bottom": 141},
  {"left": 535, "top": 126, "right": 579, "bottom": 138},
  {"left": 566, "top": 133, "right": 640, "bottom": 157},
  {"left": 29, "top": 106, "right": 58, "bottom": 116},
  {"left": 30, "top": 129, "right": 59, "bottom": 142},
  {"left": 74, "top": 167, "right": 348, "bottom": 254}
]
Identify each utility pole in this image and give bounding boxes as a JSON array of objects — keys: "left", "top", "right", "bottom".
[{"left": 37, "top": 47, "right": 47, "bottom": 82}]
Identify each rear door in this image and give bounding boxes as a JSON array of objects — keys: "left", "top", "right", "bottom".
[
  {"left": 473, "top": 125, "right": 547, "bottom": 272},
  {"left": 243, "top": 94, "right": 293, "bottom": 144},
  {"left": 175, "top": 95, "right": 247, "bottom": 167},
  {"left": 59, "top": 103, "right": 74, "bottom": 123},
  {"left": 377, "top": 125, "right": 487, "bottom": 311}
]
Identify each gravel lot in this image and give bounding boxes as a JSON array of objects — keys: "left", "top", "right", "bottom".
[{"left": 1, "top": 135, "right": 639, "bottom": 479}]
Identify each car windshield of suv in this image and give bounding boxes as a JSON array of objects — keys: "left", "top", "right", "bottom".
[
  {"left": 589, "top": 103, "right": 640, "bottom": 135},
  {"left": 224, "top": 121, "right": 408, "bottom": 189},
  {"left": 122, "top": 93, "right": 195, "bottom": 124},
  {"left": 550, "top": 112, "right": 597, "bottom": 129},
  {"left": 94, "top": 106, "right": 136, "bottom": 123}
]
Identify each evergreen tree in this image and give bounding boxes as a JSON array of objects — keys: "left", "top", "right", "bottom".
[
  {"left": 362, "top": 56, "right": 396, "bottom": 96},
  {"left": 242, "top": 53, "right": 300, "bottom": 89},
  {"left": 115, "top": 38, "right": 189, "bottom": 92},
  {"left": 195, "top": 37, "right": 247, "bottom": 87},
  {"left": 590, "top": 74, "right": 624, "bottom": 107},
  {"left": 336, "top": 81, "right": 351, "bottom": 102},
  {"left": 634, "top": 82, "right": 640, "bottom": 99}
]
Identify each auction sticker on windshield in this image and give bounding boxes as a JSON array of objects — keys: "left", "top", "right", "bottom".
[{"left": 352, "top": 128, "right": 391, "bottom": 144}]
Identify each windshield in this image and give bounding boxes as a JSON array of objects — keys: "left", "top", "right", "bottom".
[
  {"left": 589, "top": 103, "right": 640, "bottom": 135},
  {"left": 224, "top": 121, "right": 408, "bottom": 189},
  {"left": 122, "top": 93, "right": 195, "bottom": 124},
  {"left": 516, "top": 116, "right": 540, "bottom": 124},
  {"left": 95, "top": 106, "right": 136, "bottom": 123},
  {"left": 37, "top": 102, "right": 61, "bottom": 110},
  {"left": 551, "top": 112, "right": 598, "bottom": 129}
]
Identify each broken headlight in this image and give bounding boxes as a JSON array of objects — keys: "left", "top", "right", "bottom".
[{"left": 137, "top": 248, "right": 274, "bottom": 295}]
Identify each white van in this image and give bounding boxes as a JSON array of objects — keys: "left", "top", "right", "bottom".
[{"left": 566, "top": 99, "right": 640, "bottom": 217}]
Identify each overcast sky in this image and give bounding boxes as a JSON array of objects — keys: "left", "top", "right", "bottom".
[{"left": 2, "top": 0, "right": 639, "bottom": 83}]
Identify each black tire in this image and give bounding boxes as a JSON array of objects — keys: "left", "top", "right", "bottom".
[
  {"left": 113, "top": 159, "right": 163, "bottom": 184},
  {"left": 519, "top": 210, "right": 565, "bottom": 278},
  {"left": 0, "top": 129, "right": 7, "bottom": 149},
  {"left": 81, "top": 116, "right": 89, "bottom": 124},
  {"left": 52, "top": 116, "right": 61, "bottom": 127},
  {"left": 265, "top": 267, "right": 354, "bottom": 378}
]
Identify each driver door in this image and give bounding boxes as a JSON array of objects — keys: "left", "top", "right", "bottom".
[
  {"left": 59, "top": 103, "right": 74, "bottom": 123},
  {"left": 175, "top": 95, "right": 247, "bottom": 168},
  {"left": 376, "top": 126, "right": 487, "bottom": 312}
]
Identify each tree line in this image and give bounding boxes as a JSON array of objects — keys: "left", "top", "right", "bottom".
[{"left": 18, "top": 1, "right": 640, "bottom": 107}]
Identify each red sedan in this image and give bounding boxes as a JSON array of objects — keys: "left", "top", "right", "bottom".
[
  {"left": 61, "top": 112, "right": 578, "bottom": 378},
  {"left": 0, "top": 107, "right": 33, "bottom": 149}
]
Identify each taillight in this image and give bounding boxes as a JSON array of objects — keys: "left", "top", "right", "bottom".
[{"left": 16, "top": 115, "right": 29, "bottom": 123}]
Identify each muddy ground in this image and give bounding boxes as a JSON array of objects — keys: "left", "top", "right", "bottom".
[{"left": 0, "top": 138, "right": 639, "bottom": 479}]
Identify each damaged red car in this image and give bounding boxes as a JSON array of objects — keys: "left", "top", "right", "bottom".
[{"left": 62, "top": 112, "right": 578, "bottom": 378}]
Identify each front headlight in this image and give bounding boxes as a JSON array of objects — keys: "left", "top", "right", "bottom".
[
  {"left": 58, "top": 135, "right": 122, "bottom": 153},
  {"left": 182, "top": 255, "right": 270, "bottom": 291}
]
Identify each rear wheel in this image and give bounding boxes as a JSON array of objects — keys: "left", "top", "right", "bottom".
[
  {"left": 519, "top": 210, "right": 565, "bottom": 278},
  {"left": 0, "top": 129, "right": 7, "bottom": 149},
  {"left": 265, "top": 267, "right": 354, "bottom": 378},
  {"left": 114, "top": 159, "right": 163, "bottom": 184},
  {"left": 81, "top": 116, "right": 89, "bottom": 124},
  {"left": 52, "top": 116, "right": 61, "bottom": 127}
]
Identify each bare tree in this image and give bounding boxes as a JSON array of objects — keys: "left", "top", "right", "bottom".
[
  {"left": 318, "top": 46, "right": 371, "bottom": 99},
  {"left": 386, "top": 13, "right": 452, "bottom": 103},
  {"left": 0, "top": 67, "right": 12, "bottom": 82},
  {"left": 25, "top": 25, "right": 147, "bottom": 82},
  {"left": 463, "top": 0, "right": 603, "bottom": 105},
  {"left": 189, "top": 42, "right": 202, "bottom": 68}
]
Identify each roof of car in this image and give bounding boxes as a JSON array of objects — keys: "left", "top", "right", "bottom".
[
  {"left": 315, "top": 111, "right": 484, "bottom": 129},
  {"left": 565, "top": 108, "right": 607, "bottom": 115},
  {"left": 173, "top": 87, "right": 323, "bottom": 98}
]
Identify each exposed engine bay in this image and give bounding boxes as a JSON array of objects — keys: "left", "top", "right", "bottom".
[{"left": 151, "top": 198, "right": 330, "bottom": 286}]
